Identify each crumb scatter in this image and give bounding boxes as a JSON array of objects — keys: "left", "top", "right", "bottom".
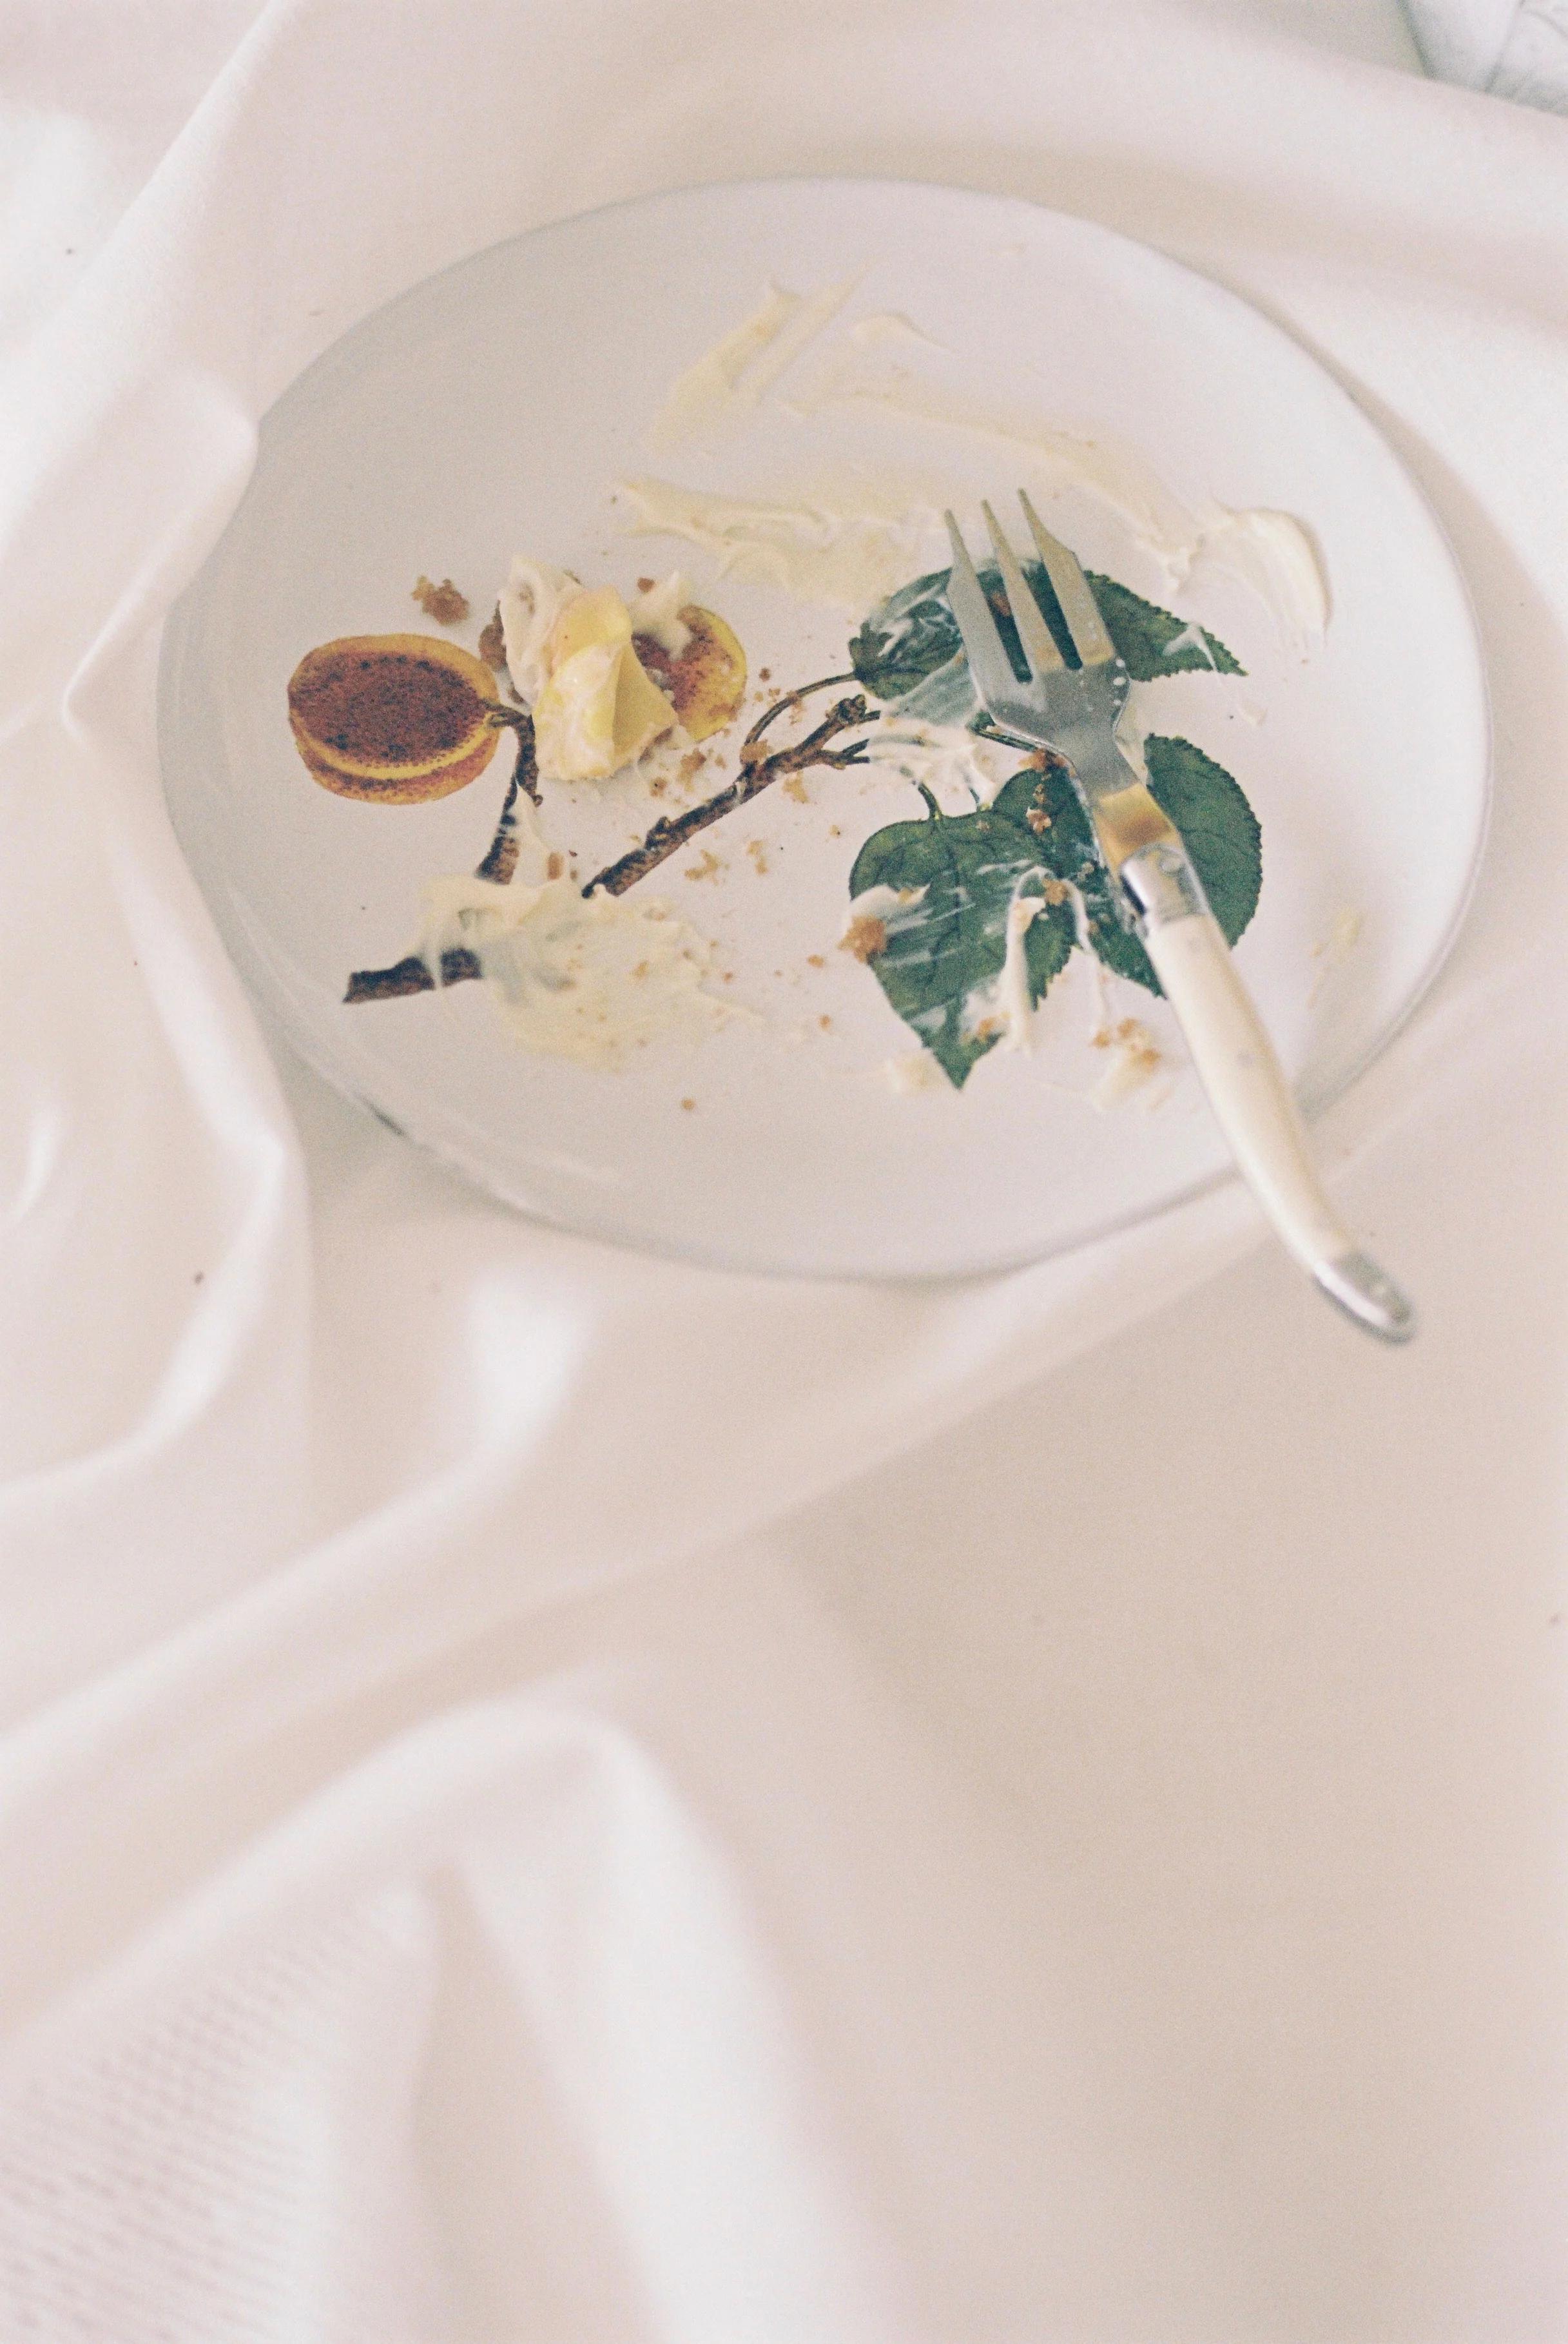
[
  {"left": 412, "top": 575, "right": 470, "bottom": 625},
  {"left": 840, "top": 915, "right": 887, "bottom": 964},
  {"left": 478, "top": 606, "right": 507, "bottom": 668}
]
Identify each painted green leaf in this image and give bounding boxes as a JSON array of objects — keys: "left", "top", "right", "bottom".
[
  {"left": 849, "top": 563, "right": 1242, "bottom": 721},
  {"left": 989, "top": 736, "right": 1262, "bottom": 995},
  {"left": 847, "top": 569, "right": 960, "bottom": 705},
  {"left": 1084, "top": 577, "right": 1243, "bottom": 679},
  {"left": 848, "top": 802, "right": 1076, "bottom": 1087}
]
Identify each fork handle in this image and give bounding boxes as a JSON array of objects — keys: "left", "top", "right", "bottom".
[{"left": 1119, "top": 842, "right": 1417, "bottom": 1344}]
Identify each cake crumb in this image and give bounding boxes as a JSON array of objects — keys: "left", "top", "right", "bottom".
[
  {"left": 828, "top": 824, "right": 842, "bottom": 838},
  {"left": 818, "top": 1014, "right": 833, "bottom": 1031},
  {"left": 547, "top": 852, "right": 564, "bottom": 879},
  {"left": 684, "top": 848, "right": 724, "bottom": 882},
  {"left": 806, "top": 953, "right": 825, "bottom": 968},
  {"left": 679, "top": 748, "right": 708, "bottom": 781},
  {"left": 759, "top": 667, "right": 772, "bottom": 682},
  {"left": 638, "top": 577, "right": 656, "bottom": 594},
  {"left": 1089, "top": 1016, "right": 1163, "bottom": 1107},
  {"left": 680, "top": 1096, "right": 696, "bottom": 1111},
  {"left": 840, "top": 915, "right": 887, "bottom": 964},
  {"left": 478, "top": 606, "right": 507, "bottom": 668},
  {"left": 412, "top": 575, "right": 470, "bottom": 625},
  {"left": 782, "top": 773, "right": 809, "bottom": 804},
  {"left": 746, "top": 839, "right": 770, "bottom": 875}
]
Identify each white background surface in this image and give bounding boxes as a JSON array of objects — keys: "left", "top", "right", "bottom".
[{"left": 1, "top": 3, "right": 1565, "bottom": 2339}]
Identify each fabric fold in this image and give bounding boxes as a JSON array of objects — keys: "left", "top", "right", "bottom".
[{"left": 1, "top": 0, "right": 1564, "bottom": 2334}]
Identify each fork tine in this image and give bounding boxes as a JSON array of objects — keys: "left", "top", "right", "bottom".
[
  {"left": 1017, "top": 490, "right": 1116, "bottom": 667},
  {"left": 943, "top": 510, "right": 1023, "bottom": 706},
  {"left": 981, "top": 501, "right": 1065, "bottom": 677}
]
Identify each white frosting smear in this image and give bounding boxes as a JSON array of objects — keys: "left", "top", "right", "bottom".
[
  {"left": 792, "top": 362, "right": 1194, "bottom": 552},
  {"left": 1309, "top": 906, "right": 1363, "bottom": 1001},
  {"left": 624, "top": 570, "right": 693, "bottom": 654},
  {"left": 864, "top": 714, "right": 1013, "bottom": 806},
  {"left": 1090, "top": 1016, "right": 1165, "bottom": 1107},
  {"left": 841, "top": 880, "right": 928, "bottom": 934},
  {"left": 992, "top": 891, "right": 1047, "bottom": 1052},
  {"left": 617, "top": 475, "right": 934, "bottom": 611},
  {"left": 784, "top": 345, "right": 1331, "bottom": 650},
  {"left": 418, "top": 875, "right": 734, "bottom": 1067},
  {"left": 1192, "top": 507, "right": 1330, "bottom": 648},
  {"left": 647, "top": 277, "right": 857, "bottom": 450},
  {"left": 847, "top": 311, "right": 946, "bottom": 353},
  {"left": 498, "top": 556, "right": 580, "bottom": 705},
  {"left": 880, "top": 1051, "right": 945, "bottom": 1094}
]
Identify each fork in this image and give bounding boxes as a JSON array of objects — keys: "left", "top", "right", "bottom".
[{"left": 944, "top": 494, "right": 1415, "bottom": 1343}]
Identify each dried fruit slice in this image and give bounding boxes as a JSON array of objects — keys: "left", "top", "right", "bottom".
[{"left": 287, "top": 634, "right": 500, "bottom": 804}]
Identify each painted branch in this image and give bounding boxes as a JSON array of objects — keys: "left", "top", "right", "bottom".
[
  {"left": 474, "top": 711, "right": 541, "bottom": 884},
  {"left": 344, "top": 947, "right": 478, "bottom": 1003},
  {"left": 585, "top": 692, "right": 869, "bottom": 897},
  {"left": 342, "top": 679, "right": 873, "bottom": 1005},
  {"left": 344, "top": 718, "right": 537, "bottom": 1003}
]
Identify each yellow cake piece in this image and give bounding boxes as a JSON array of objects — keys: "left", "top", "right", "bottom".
[{"left": 532, "top": 586, "right": 677, "bottom": 780}]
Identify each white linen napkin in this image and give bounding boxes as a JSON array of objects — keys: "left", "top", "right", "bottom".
[{"left": 2, "top": 1, "right": 1566, "bottom": 2336}]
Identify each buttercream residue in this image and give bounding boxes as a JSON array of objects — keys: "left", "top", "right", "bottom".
[
  {"left": 418, "top": 875, "right": 734, "bottom": 1067},
  {"left": 647, "top": 277, "right": 857, "bottom": 450},
  {"left": 880, "top": 1051, "right": 945, "bottom": 1094},
  {"left": 617, "top": 475, "right": 937, "bottom": 612},
  {"left": 1309, "top": 906, "right": 1362, "bottom": 1001},
  {"left": 784, "top": 333, "right": 1331, "bottom": 649},
  {"left": 864, "top": 714, "right": 1014, "bottom": 807},
  {"left": 1090, "top": 1016, "right": 1164, "bottom": 1107},
  {"left": 991, "top": 888, "right": 1047, "bottom": 1053}
]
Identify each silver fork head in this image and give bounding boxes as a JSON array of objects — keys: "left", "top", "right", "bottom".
[
  {"left": 942, "top": 507, "right": 1044, "bottom": 736},
  {"left": 943, "top": 498, "right": 1127, "bottom": 745},
  {"left": 980, "top": 499, "right": 1063, "bottom": 681},
  {"left": 1016, "top": 491, "right": 1116, "bottom": 668}
]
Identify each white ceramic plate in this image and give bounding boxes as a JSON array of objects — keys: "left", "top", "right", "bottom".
[{"left": 159, "top": 177, "right": 1487, "bottom": 1278}]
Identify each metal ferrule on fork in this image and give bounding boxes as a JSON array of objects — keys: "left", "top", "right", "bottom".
[{"left": 1117, "top": 837, "right": 1210, "bottom": 928}]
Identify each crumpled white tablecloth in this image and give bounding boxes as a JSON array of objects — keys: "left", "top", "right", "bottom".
[{"left": 1, "top": 3, "right": 1565, "bottom": 2337}]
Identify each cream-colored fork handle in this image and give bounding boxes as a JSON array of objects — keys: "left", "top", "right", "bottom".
[{"left": 1120, "top": 842, "right": 1417, "bottom": 1344}]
